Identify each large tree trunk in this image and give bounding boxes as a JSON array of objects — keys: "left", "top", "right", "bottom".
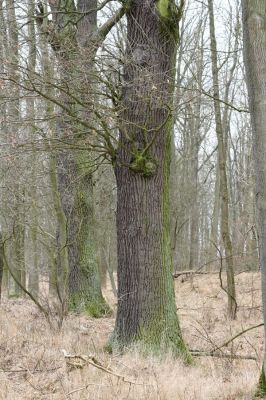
[
  {"left": 208, "top": 0, "right": 237, "bottom": 319},
  {"left": 242, "top": 1, "right": 266, "bottom": 395},
  {"left": 112, "top": 0, "right": 191, "bottom": 359}
]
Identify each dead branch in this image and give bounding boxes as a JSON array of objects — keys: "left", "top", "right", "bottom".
[
  {"left": 210, "top": 323, "right": 264, "bottom": 353},
  {"left": 0, "top": 366, "right": 62, "bottom": 374},
  {"left": 62, "top": 351, "right": 140, "bottom": 385},
  {"left": 191, "top": 351, "right": 257, "bottom": 361},
  {"left": 66, "top": 384, "right": 112, "bottom": 397},
  {"left": 190, "top": 323, "right": 264, "bottom": 362},
  {"left": 173, "top": 270, "right": 210, "bottom": 278}
]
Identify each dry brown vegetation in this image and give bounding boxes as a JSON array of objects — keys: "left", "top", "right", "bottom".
[{"left": 0, "top": 272, "right": 263, "bottom": 400}]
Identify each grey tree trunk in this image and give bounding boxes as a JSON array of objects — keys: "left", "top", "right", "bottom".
[
  {"left": 188, "top": 15, "right": 205, "bottom": 271},
  {"left": 36, "top": 12, "right": 69, "bottom": 301},
  {"left": 242, "top": 0, "right": 266, "bottom": 395},
  {"left": 111, "top": 0, "right": 191, "bottom": 359},
  {"left": 26, "top": 0, "right": 39, "bottom": 299},
  {"left": 0, "top": 233, "right": 3, "bottom": 301},
  {"left": 208, "top": 0, "right": 237, "bottom": 319},
  {"left": 6, "top": 0, "right": 26, "bottom": 297},
  {"left": 0, "top": 1, "right": 6, "bottom": 299},
  {"left": 209, "top": 162, "right": 220, "bottom": 263}
]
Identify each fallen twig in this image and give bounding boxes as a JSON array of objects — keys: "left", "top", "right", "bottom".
[
  {"left": 0, "top": 366, "right": 62, "bottom": 374},
  {"left": 62, "top": 350, "right": 141, "bottom": 385},
  {"left": 173, "top": 270, "right": 210, "bottom": 278},
  {"left": 67, "top": 383, "right": 112, "bottom": 397},
  {"left": 191, "top": 351, "right": 257, "bottom": 361}
]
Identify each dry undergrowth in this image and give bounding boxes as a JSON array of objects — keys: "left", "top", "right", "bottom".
[{"left": 0, "top": 272, "right": 263, "bottom": 399}]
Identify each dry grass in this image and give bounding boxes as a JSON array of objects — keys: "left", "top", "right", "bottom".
[{"left": 0, "top": 272, "right": 263, "bottom": 399}]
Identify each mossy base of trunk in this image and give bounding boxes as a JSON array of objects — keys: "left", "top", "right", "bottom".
[
  {"left": 106, "top": 323, "right": 192, "bottom": 364},
  {"left": 69, "top": 293, "right": 112, "bottom": 318},
  {"left": 255, "top": 367, "right": 266, "bottom": 398},
  {"left": 106, "top": 337, "right": 192, "bottom": 364}
]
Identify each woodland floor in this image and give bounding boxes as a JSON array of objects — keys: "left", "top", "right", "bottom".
[{"left": 0, "top": 271, "right": 263, "bottom": 400}]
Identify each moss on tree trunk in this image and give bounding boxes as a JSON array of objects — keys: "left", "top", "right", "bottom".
[
  {"left": 68, "top": 152, "right": 111, "bottom": 317},
  {"left": 46, "top": 0, "right": 110, "bottom": 316},
  {"left": 255, "top": 366, "right": 266, "bottom": 398}
]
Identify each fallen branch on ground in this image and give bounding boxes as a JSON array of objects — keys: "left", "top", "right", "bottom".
[
  {"left": 173, "top": 270, "right": 210, "bottom": 278},
  {"left": 62, "top": 350, "right": 140, "bottom": 385},
  {"left": 191, "top": 351, "right": 257, "bottom": 360},
  {"left": 0, "top": 366, "right": 62, "bottom": 373},
  {"left": 67, "top": 383, "right": 112, "bottom": 397}
]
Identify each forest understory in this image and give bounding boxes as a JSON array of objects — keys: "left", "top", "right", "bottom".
[{"left": 0, "top": 272, "right": 262, "bottom": 400}]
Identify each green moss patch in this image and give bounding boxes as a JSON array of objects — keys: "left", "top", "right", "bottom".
[
  {"left": 156, "top": 0, "right": 170, "bottom": 19},
  {"left": 69, "top": 293, "right": 112, "bottom": 318},
  {"left": 255, "top": 366, "right": 266, "bottom": 398}
]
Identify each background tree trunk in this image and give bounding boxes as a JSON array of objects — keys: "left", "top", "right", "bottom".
[
  {"left": 6, "top": 0, "right": 26, "bottom": 297},
  {"left": 67, "top": 0, "right": 110, "bottom": 316},
  {"left": 26, "top": 0, "right": 39, "bottom": 299},
  {"left": 44, "top": 0, "right": 110, "bottom": 316},
  {"left": 0, "top": 233, "right": 3, "bottom": 301},
  {"left": 208, "top": 0, "right": 237, "bottom": 319}
]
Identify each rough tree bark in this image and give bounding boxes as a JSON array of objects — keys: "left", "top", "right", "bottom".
[
  {"left": 242, "top": 0, "right": 266, "bottom": 395},
  {"left": 111, "top": 0, "right": 191, "bottom": 359}
]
